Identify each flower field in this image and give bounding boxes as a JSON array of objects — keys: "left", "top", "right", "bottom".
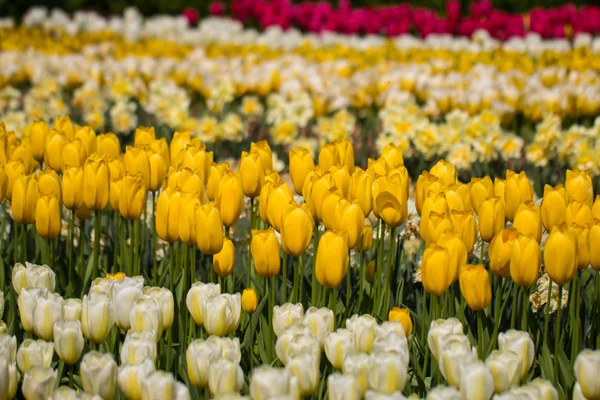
[{"left": 1, "top": 5, "right": 600, "bottom": 400}]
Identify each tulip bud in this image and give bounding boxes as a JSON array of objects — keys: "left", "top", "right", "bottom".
[
  {"left": 566, "top": 169, "right": 593, "bottom": 208},
  {"left": 593, "top": 196, "right": 600, "bottom": 221},
  {"left": 388, "top": 307, "right": 413, "bottom": 337},
  {"left": 32, "top": 292, "right": 63, "bottom": 341},
  {"left": 22, "top": 366, "right": 57, "bottom": 400},
  {"left": 123, "top": 146, "right": 150, "bottom": 189},
  {"left": 202, "top": 293, "right": 241, "bottom": 337},
  {"left": 266, "top": 182, "right": 294, "bottom": 232},
  {"left": 289, "top": 148, "right": 315, "bottom": 195},
  {"left": 368, "top": 352, "right": 408, "bottom": 394},
  {"left": 251, "top": 228, "right": 281, "bottom": 278},
  {"left": 307, "top": 171, "right": 334, "bottom": 222},
  {"left": 438, "top": 334, "right": 478, "bottom": 387},
  {"left": 416, "top": 172, "right": 444, "bottom": 216},
  {"left": 427, "top": 385, "right": 460, "bottom": 399},
  {"left": 119, "top": 174, "right": 146, "bottom": 220},
  {"left": 329, "top": 165, "right": 351, "bottom": 199},
  {"left": 29, "top": 121, "right": 50, "bottom": 162},
  {"left": 273, "top": 303, "right": 304, "bottom": 337},
  {"left": 510, "top": 233, "right": 540, "bottom": 287},
  {"left": 488, "top": 228, "right": 519, "bottom": 277},
  {"left": 80, "top": 352, "right": 117, "bottom": 400},
  {"left": 420, "top": 192, "right": 449, "bottom": 241},
  {"left": 62, "top": 139, "right": 86, "bottom": 169},
  {"left": 250, "top": 366, "right": 298, "bottom": 400},
  {"left": 281, "top": 202, "right": 313, "bottom": 256},
  {"left": 121, "top": 330, "right": 156, "bottom": 365},
  {"left": 53, "top": 320, "right": 84, "bottom": 365},
  {"left": 144, "top": 287, "right": 174, "bottom": 330},
  {"left": 504, "top": 170, "right": 533, "bottom": 222},
  {"left": 98, "top": 133, "right": 121, "bottom": 161},
  {"left": 348, "top": 167, "right": 373, "bottom": 217},
  {"left": 156, "top": 187, "right": 181, "bottom": 243},
  {"left": 82, "top": 292, "right": 115, "bottom": 344},
  {"left": 12, "top": 262, "right": 55, "bottom": 294},
  {"left": 213, "top": 237, "right": 235, "bottom": 278},
  {"left": 470, "top": 177, "right": 494, "bottom": 212},
  {"left": 44, "top": 130, "right": 67, "bottom": 171},
  {"left": 485, "top": 350, "right": 522, "bottom": 394},
  {"left": 380, "top": 143, "right": 404, "bottom": 168},
  {"left": 372, "top": 174, "right": 408, "bottom": 228},
  {"left": 573, "top": 349, "right": 600, "bottom": 400},
  {"left": 34, "top": 195, "right": 60, "bottom": 239},
  {"left": 18, "top": 287, "right": 44, "bottom": 333},
  {"left": 286, "top": 353, "right": 319, "bottom": 396},
  {"left": 239, "top": 151, "right": 265, "bottom": 198},
  {"left": 541, "top": 184, "right": 568, "bottom": 232},
  {"left": 477, "top": 197, "right": 505, "bottom": 242},
  {"left": 207, "top": 162, "right": 230, "bottom": 201},
  {"left": 62, "top": 298, "right": 82, "bottom": 321},
  {"left": 513, "top": 201, "right": 542, "bottom": 242},
  {"left": 421, "top": 246, "right": 453, "bottom": 297},
  {"left": 275, "top": 324, "right": 314, "bottom": 365},
  {"left": 459, "top": 361, "right": 494, "bottom": 400},
  {"left": 328, "top": 373, "right": 361, "bottom": 400},
  {"left": 589, "top": 221, "right": 600, "bottom": 271},
  {"left": 450, "top": 210, "right": 477, "bottom": 254},
  {"left": 4, "top": 160, "right": 26, "bottom": 201},
  {"left": 444, "top": 183, "right": 472, "bottom": 213},
  {"left": 324, "top": 329, "right": 355, "bottom": 370},
  {"left": 110, "top": 277, "right": 143, "bottom": 330},
  {"left": 303, "top": 307, "right": 334, "bottom": 348},
  {"left": 459, "top": 264, "right": 492, "bottom": 311},
  {"left": 250, "top": 140, "right": 273, "bottom": 172},
  {"left": 186, "top": 339, "right": 221, "bottom": 389},
  {"left": 17, "top": 339, "right": 54, "bottom": 373},
  {"left": 544, "top": 223, "right": 578, "bottom": 286},
  {"left": 186, "top": 282, "right": 220, "bottom": 326},
  {"left": 498, "top": 330, "right": 534, "bottom": 380},
  {"left": 37, "top": 168, "right": 61, "bottom": 202},
  {"left": 62, "top": 167, "right": 84, "bottom": 210},
  {"left": 118, "top": 360, "right": 155, "bottom": 400},
  {"left": 427, "top": 318, "right": 465, "bottom": 361},
  {"left": 147, "top": 151, "right": 167, "bottom": 193},
  {"left": 208, "top": 358, "right": 245, "bottom": 396},
  {"left": 316, "top": 230, "right": 349, "bottom": 288},
  {"left": 242, "top": 288, "right": 258, "bottom": 313},
  {"left": 216, "top": 171, "right": 244, "bottom": 228},
  {"left": 0, "top": 355, "right": 19, "bottom": 399},
  {"left": 566, "top": 200, "right": 593, "bottom": 227},
  {"left": 572, "top": 224, "right": 590, "bottom": 270},
  {"left": 83, "top": 154, "right": 110, "bottom": 211},
  {"left": 12, "top": 174, "right": 39, "bottom": 224},
  {"left": 129, "top": 295, "right": 164, "bottom": 341}
]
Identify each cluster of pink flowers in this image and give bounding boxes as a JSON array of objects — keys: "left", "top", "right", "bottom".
[{"left": 197, "top": 0, "right": 600, "bottom": 40}]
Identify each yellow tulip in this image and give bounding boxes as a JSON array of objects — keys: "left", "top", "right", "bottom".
[
  {"left": 419, "top": 192, "right": 449, "bottom": 242},
  {"left": 361, "top": 225, "right": 373, "bottom": 251},
  {"left": 372, "top": 174, "right": 408, "bottom": 228},
  {"left": 477, "top": 197, "right": 505, "bottom": 242},
  {"left": 242, "top": 288, "right": 258, "bottom": 313},
  {"left": 280, "top": 202, "right": 313, "bottom": 256},
  {"left": 195, "top": 202, "right": 224, "bottom": 255},
  {"left": 83, "top": 154, "right": 110, "bottom": 211},
  {"left": 75, "top": 206, "right": 93, "bottom": 221},
  {"left": 134, "top": 126, "right": 156, "bottom": 149},
  {"left": 29, "top": 121, "right": 50, "bottom": 162},
  {"left": 250, "top": 140, "right": 273, "bottom": 173},
  {"left": 74, "top": 126, "right": 97, "bottom": 158},
  {"left": 348, "top": 167, "right": 373, "bottom": 217},
  {"left": 388, "top": 307, "right": 412, "bottom": 336},
  {"left": 367, "top": 157, "right": 388, "bottom": 179},
  {"left": 437, "top": 230, "right": 468, "bottom": 282},
  {"left": 322, "top": 189, "right": 344, "bottom": 231},
  {"left": 329, "top": 165, "right": 351, "bottom": 199},
  {"left": 425, "top": 212, "right": 454, "bottom": 246},
  {"left": 35, "top": 195, "right": 60, "bottom": 239},
  {"left": 566, "top": 169, "right": 593, "bottom": 208},
  {"left": 315, "top": 230, "right": 349, "bottom": 288},
  {"left": 179, "top": 145, "right": 213, "bottom": 185},
  {"left": 251, "top": 228, "right": 281, "bottom": 278},
  {"left": 470, "top": 176, "right": 494, "bottom": 212},
  {"left": 5, "top": 160, "right": 26, "bottom": 200},
  {"left": 289, "top": 147, "right": 315, "bottom": 195},
  {"left": 588, "top": 220, "right": 600, "bottom": 271},
  {"left": 213, "top": 238, "right": 235, "bottom": 278},
  {"left": 62, "top": 139, "right": 85, "bottom": 169},
  {"left": 572, "top": 224, "right": 590, "bottom": 270},
  {"left": 119, "top": 174, "right": 147, "bottom": 220},
  {"left": 340, "top": 201, "right": 365, "bottom": 250},
  {"left": 109, "top": 158, "right": 123, "bottom": 182},
  {"left": 504, "top": 170, "right": 533, "bottom": 222},
  {"left": 258, "top": 181, "right": 275, "bottom": 225},
  {"left": 494, "top": 178, "right": 505, "bottom": 206},
  {"left": 421, "top": 245, "right": 452, "bottom": 296},
  {"left": 110, "top": 178, "right": 122, "bottom": 213},
  {"left": 0, "top": 167, "right": 6, "bottom": 203},
  {"left": 566, "top": 200, "right": 593, "bottom": 227},
  {"left": 169, "top": 131, "right": 192, "bottom": 165},
  {"left": 366, "top": 260, "right": 375, "bottom": 283},
  {"left": 37, "top": 168, "right": 61, "bottom": 202},
  {"left": 429, "top": 160, "right": 456, "bottom": 186},
  {"left": 450, "top": 210, "right": 477, "bottom": 254},
  {"left": 513, "top": 201, "right": 542, "bottom": 242},
  {"left": 216, "top": 171, "right": 244, "bottom": 228},
  {"left": 488, "top": 228, "right": 519, "bottom": 277},
  {"left": 12, "top": 174, "right": 39, "bottom": 224},
  {"left": 239, "top": 151, "right": 265, "bottom": 198},
  {"left": 593, "top": 196, "right": 600, "bottom": 221},
  {"left": 97, "top": 133, "right": 121, "bottom": 161},
  {"left": 318, "top": 142, "right": 339, "bottom": 171},
  {"left": 11, "top": 140, "right": 37, "bottom": 174},
  {"left": 124, "top": 146, "right": 150, "bottom": 190},
  {"left": 541, "top": 184, "right": 568, "bottom": 232},
  {"left": 544, "top": 223, "right": 578, "bottom": 286},
  {"left": 62, "top": 167, "right": 84, "bottom": 210},
  {"left": 444, "top": 183, "right": 472, "bottom": 213},
  {"left": 335, "top": 140, "right": 354, "bottom": 172},
  {"left": 178, "top": 168, "right": 205, "bottom": 197},
  {"left": 459, "top": 264, "right": 492, "bottom": 311},
  {"left": 148, "top": 150, "right": 167, "bottom": 192},
  {"left": 44, "top": 130, "right": 67, "bottom": 171},
  {"left": 178, "top": 193, "right": 200, "bottom": 246},
  {"left": 309, "top": 171, "right": 334, "bottom": 222},
  {"left": 207, "top": 162, "right": 230, "bottom": 201},
  {"left": 150, "top": 138, "right": 170, "bottom": 169},
  {"left": 380, "top": 143, "right": 404, "bottom": 168},
  {"left": 53, "top": 116, "right": 74, "bottom": 139},
  {"left": 156, "top": 187, "right": 181, "bottom": 243},
  {"left": 510, "top": 233, "right": 540, "bottom": 287},
  {"left": 416, "top": 172, "right": 443, "bottom": 215}
]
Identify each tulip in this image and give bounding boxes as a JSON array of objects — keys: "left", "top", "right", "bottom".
[
  {"left": 44, "top": 130, "right": 67, "bottom": 171},
  {"left": 239, "top": 151, "right": 265, "bottom": 198},
  {"left": 53, "top": 320, "right": 84, "bottom": 365},
  {"left": 289, "top": 147, "right": 315, "bottom": 195},
  {"left": 250, "top": 366, "right": 298, "bottom": 400},
  {"left": 121, "top": 330, "right": 156, "bottom": 365},
  {"left": 275, "top": 324, "right": 315, "bottom": 365},
  {"left": 186, "top": 339, "right": 221, "bottom": 389},
  {"left": 32, "top": 292, "right": 63, "bottom": 341},
  {"left": 62, "top": 298, "right": 82, "bottom": 321},
  {"left": 318, "top": 142, "right": 338, "bottom": 172},
  {"left": 421, "top": 246, "right": 452, "bottom": 297},
  {"left": 12, "top": 262, "right": 56, "bottom": 294},
  {"left": 544, "top": 223, "right": 577, "bottom": 286},
  {"left": 416, "top": 172, "right": 444, "bottom": 216},
  {"left": 241, "top": 288, "right": 258, "bottom": 314},
  {"left": 62, "top": 139, "right": 85, "bottom": 169},
  {"left": 251, "top": 228, "right": 281, "bottom": 278},
  {"left": 329, "top": 165, "right": 351, "bottom": 198},
  {"left": 316, "top": 230, "right": 349, "bottom": 288},
  {"left": 566, "top": 169, "right": 593, "bottom": 208},
  {"left": 280, "top": 202, "right": 313, "bottom": 256},
  {"left": 590, "top": 221, "right": 600, "bottom": 271},
  {"left": 510, "top": 233, "right": 540, "bottom": 287},
  {"left": 111, "top": 276, "right": 143, "bottom": 330},
  {"left": 12, "top": 174, "right": 39, "bottom": 224},
  {"left": 207, "top": 358, "right": 244, "bottom": 396},
  {"left": 0, "top": 355, "right": 19, "bottom": 399},
  {"left": 321, "top": 188, "right": 344, "bottom": 231},
  {"left": 97, "top": 133, "right": 121, "bottom": 161},
  {"left": 328, "top": 373, "right": 361, "bottom": 400},
  {"left": 340, "top": 352, "right": 370, "bottom": 395},
  {"left": 287, "top": 353, "right": 319, "bottom": 396},
  {"left": 74, "top": 125, "right": 97, "bottom": 157},
  {"left": 478, "top": 196, "right": 506, "bottom": 244},
  {"left": 427, "top": 385, "right": 460, "bottom": 399},
  {"left": 303, "top": 307, "right": 334, "bottom": 348},
  {"left": 143, "top": 371, "right": 191, "bottom": 400},
  {"left": 438, "top": 334, "right": 478, "bottom": 387},
  {"left": 361, "top": 225, "right": 374, "bottom": 252},
  {"left": 488, "top": 228, "right": 519, "bottom": 277},
  {"left": 81, "top": 292, "right": 115, "bottom": 344},
  {"left": 470, "top": 177, "right": 494, "bottom": 212},
  {"left": 169, "top": 131, "right": 191, "bottom": 163},
  {"left": 504, "top": 170, "right": 533, "bottom": 222},
  {"left": 425, "top": 212, "right": 454, "bottom": 246},
  {"left": 146, "top": 151, "right": 167, "bottom": 192},
  {"left": 459, "top": 264, "right": 492, "bottom": 311},
  {"left": 193, "top": 202, "right": 223, "bottom": 255},
  {"left": 22, "top": 366, "right": 57, "bottom": 400},
  {"left": 485, "top": 350, "right": 522, "bottom": 394},
  {"left": 513, "top": 201, "right": 541, "bottom": 242},
  {"left": 427, "top": 318, "right": 465, "bottom": 361},
  {"left": 273, "top": 303, "right": 304, "bottom": 337},
  {"left": 123, "top": 146, "right": 150, "bottom": 189},
  {"left": 445, "top": 183, "right": 472, "bottom": 213},
  {"left": 334, "top": 140, "right": 353, "bottom": 170},
  {"left": 541, "top": 184, "right": 568, "bottom": 231},
  {"left": 284, "top": 331, "right": 321, "bottom": 364},
  {"left": 119, "top": 174, "right": 146, "bottom": 220},
  {"left": 572, "top": 224, "right": 591, "bottom": 269},
  {"left": 529, "top": 378, "right": 559, "bottom": 400},
  {"left": 450, "top": 210, "right": 477, "bottom": 253},
  {"left": 4, "top": 161, "right": 25, "bottom": 201},
  {"left": 118, "top": 360, "right": 155, "bottom": 400},
  {"left": 144, "top": 287, "right": 174, "bottom": 330},
  {"left": 216, "top": 171, "right": 244, "bottom": 227},
  {"left": 29, "top": 121, "right": 49, "bottom": 162},
  {"left": 388, "top": 307, "right": 413, "bottom": 337},
  {"left": 371, "top": 331, "right": 409, "bottom": 363},
  {"left": 18, "top": 287, "right": 44, "bottom": 333},
  {"left": 459, "top": 361, "right": 494, "bottom": 400},
  {"left": 76, "top": 205, "right": 92, "bottom": 222},
  {"left": 62, "top": 167, "right": 84, "bottom": 210},
  {"left": 323, "top": 328, "right": 355, "bottom": 369},
  {"left": 308, "top": 171, "right": 334, "bottom": 222},
  {"left": 179, "top": 145, "right": 212, "bottom": 186},
  {"left": 573, "top": 383, "right": 587, "bottom": 400},
  {"left": 207, "top": 162, "right": 230, "bottom": 201},
  {"left": 202, "top": 293, "right": 241, "bottom": 337},
  {"left": 83, "top": 154, "right": 110, "bottom": 211},
  {"left": 37, "top": 168, "right": 61, "bottom": 201},
  {"left": 265, "top": 182, "right": 293, "bottom": 233},
  {"left": 213, "top": 237, "right": 235, "bottom": 278},
  {"left": 129, "top": 295, "right": 164, "bottom": 341},
  {"left": 348, "top": 167, "right": 373, "bottom": 217},
  {"left": 81, "top": 352, "right": 117, "bottom": 400},
  {"left": 574, "top": 349, "right": 600, "bottom": 399},
  {"left": 372, "top": 174, "right": 408, "bottom": 228},
  {"left": 250, "top": 140, "right": 273, "bottom": 172},
  {"left": 155, "top": 187, "right": 181, "bottom": 243},
  {"left": 186, "top": 282, "right": 220, "bottom": 326},
  {"left": 34, "top": 195, "right": 59, "bottom": 239},
  {"left": 498, "top": 330, "right": 534, "bottom": 380},
  {"left": 368, "top": 352, "right": 408, "bottom": 394},
  {"left": 380, "top": 143, "right": 404, "bottom": 168},
  {"left": 17, "top": 339, "right": 53, "bottom": 373},
  {"left": 429, "top": 161, "right": 455, "bottom": 186},
  {"left": 566, "top": 200, "right": 594, "bottom": 227},
  {"left": 593, "top": 196, "right": 600, "bottom": 221}
]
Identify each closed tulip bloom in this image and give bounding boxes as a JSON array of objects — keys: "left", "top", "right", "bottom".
[
  {"left": 213, "top": 237, "right": 235, "bottom": 278},
  {"left": 148, "top": 151, "right": 167, "bottom": 192},
  {"left": 572, "top": 224, "right": 590, "bottom": 269},
  {"left": 195, "top": 202, "right": 224, "bottom": 255},
  {"left": 321, "top": 188, "right": 344, "bottom": 231},
  {"left": 0, "top": 356, "right": 18, "bottom": 400},
  {"left": 361, "top": 224, "right": 374, "bottom": 251},
  {"left": 187, "top": 282, "right": 220, "bottom": 325},
  {"left": 285, "top": 331, "right": 321, "bottom": 364},
  {"left": 120, "top": 330, "right": 157, "bottom": 365},
  {"left": 111, "top": 277, "right": 143, "bottom": 330},
  {"left": 44, "top": 130, "right": 67, "bottom": 171},
  {"left": 144, "top": 287, "right": 174, "bottom": 330},
  {"left": 437, "top": 230, "right": 468, "bottom": 282},
  {"left": 544, "top": 223, "right": 578, "bottom": 286},
  {"left": 340, "top": 202, "right": 365, "bottom": 249},
  {"left": 416, "top": 172, "right": 443, "bottom": 216},
  {"left": 328, "top": 373, "right": 361, "bottom": 400},
  {"left": 510, "top": 233, "right": 540, "bottom": 287},
  {"left": 450, "top": 211, "right": 477, "bottom": 253},
  {"left": 239, "top": 151, "right": 265, "bottom": 198},
  {"left": 123, "top": 146, "right": 150, "bottom": 189},
  {"left": 250, "top": 140, "right": 273, "bottom": 173},
  {"left": 306, "top": 171, "right": 333, "bottom": 222},
  {"left": 179, "top": 145, "right": 212, "bottom": 186},
  {"left": 420, "top": 191, "right": 450, "bottom": 241},
  {"left": 504, "top": 170, "right": 533, "bottom": 222},
  {"left": 425, "top": 212, "right": 454, "bottom": 245},
  {"left": 12, "top": 174, "right": 39, "bottom": 224},
  {"left": 380, "top": 143, "right": 404, "bottom": 168},
  {"left": 131, "top": 126, "right": 155, "bottom": 150},
  {"left": 37, "top": 168, "right": 61, "bottom": 201},
  {"left": 12, "top": 262, "right": 55, "bottom": 294},
  {"left": 427, "top": 385, "right": 460, "bottom": 399},
  {"left": 156, "top": 187, "right": 181, "bottom": 243},
  {"left": 83, "top": 154, "right": 110, "bottom": 211},
  {"left": 485, "top": 350, "right": 522, "bottom": 394},
  {"left": 348, "top": 167, "right": 373, "bottom": 217},
  {"left": 438, "top": 334, "right": 478, "bottom": 387},
  {"left": 445, "top": 183, "right": 472, "bottom": 213},
  {"left": 498, "top": 330, "right": 534, "bottom": 380},
  {"left": 29, "top": 121, "right": 50, "bottom": 162},
  {"left": 169, "top": 131, "right": 191, "bottom": 164},
  {"left": 427, "top": 318, "right": 465, "bottom": 362},
  {"left": 488, "top": 228, "right": 519, "bottom": 277},
  {"left": 74, "top": 125, "right": 97, "bottom": 157},
  {"left": 32, "top": 292, "right": 63, "bottom": 341},
  {"left": 4, "top": 160, "right": 26, "bottom": 201},
  {"left": 494, "top": 177, "right": 505, "bottom": 204},
  {"left": 346, "top": 314, "right": 377, "bottom": 354},
  {"left": 421, "top": 246, "right": 452, "bottom": 297},
  {"left": 266, "top": 182, "right": 294, "bottom": 232},
  {"left": 541, "top": 184, "right": 568, "bottom": 231},
  {"left": 18, "top": 287, "right": 44, "bottom": 333},
  {"left": 17, "top": 339, "right": 54, "bottom": 373},
  {"left": 566, "top": 169, "right": 593, "bottom": 208},
  {"left": 513, "top": 201, "right": 542, "bottom": 242},
  {"left": 97, "top": 133, "right": 121, "bottom": 161},
  {"left": 341, "top": 352, "right": 371, "bottom": 395},
  {"left": 35, "top": 195, "right": 60, "bottom": 239},
  {"left": 216, "top": 171, "right": 244, "bottom": 227},
  {"left": 566, "top": 200, "right": 593, "bottom": 227},
  {"left": 109, "top": 178, "right": 121, "bottom": 213},
  {"left": 289, "top": 147, "right": 314, "bottom": 195},
  {"left": 186, "top": 339, "right": 221, "bottom": 389},
  {"left": 250, "top": 366, "right": 297, "bottom": 400},
  {"left": 275, "top": 324, "right": 315, "bottom": 365},
  {"left": 22, "top": 366, "right": 57, "bottom": 400},
  {"left": 316, "top": 230, "right": 349, "bottom": 288},
  {"left": 368, "top": 352, "right": 408, "bottom": 394},
  {"left": 303, "top": 307, "right": 334, "bottom": 348},
  {"left": 529, "top": 378, "right": 559, "bottom": 400},
  {"left": 477, "top": 197, "right": 505, "bottom": 242},
  {"left": 329, "top": 165, "right": 351, "bottom": 199},
  {"left": 281, "top": 202, "right": 313, "bottom": 256},
  {"left": 459, "top": 361, "right": 494, "bottom": 400},
  {"left": 372, "top": 174, "right": 408, "bottom": 228},
  {"left": 62, "top": 298, "right": 82, "bottom": 321},
  {"left": 593, "top": 196, "right": 600, "bottom": 220},
  {"left": 242, "top": 288, "right": 258, "bottom": 313},
  {"left": 589, "top": 221, "right": 600, "bottom": 271},
  {"left": 62, "top": 139, "right": 86, "bottom": 169},
  {"left": 129, "top": 295, "right": 164, "bottom": 341},
  {"left": 202, "top": 293, "right": 241, "bottom": 337},
  {"left": 335, "top": 140, "right": 354, "bottom": 170},
  {"left": 459, "top": 264, "right": 492, "bottom": 311},
  {"left": 177, "top": 193, "right": 199, "bottom": 245},
  {"left": 62, "top": 167, "right": 84, "bottom": 210},
  {"left": 206, "top": 162, "right": 230, "bottom": 201},
  {"left": 53, "top": 320, "right": 84, "bottom": 365},
  {"left": 287, "top": 353, "right": 319, "bottom": 396},
  {"left": 75, "top": 205, "right": 93, "bottom": 221},
  {"left": 81, "top": 292, "right": 115, "bottom": 344},
  {"left": 318, "top": 142, "right": 339, "bottom": 171},
  {"left": 273, "top": 303, "right": 305, "bottom": 337},
  {"left": 574, "top": 349, "right": 600, "bottom": 400},
  {"left": 119, "top": 174, "right": 146, "bottom": 220},
  {"left": 470, "top": 177, "right": 494, "bottom": 212},
  {"left": 80, "top": 352, "right": 117, "bottom": 400},
  {"left": 251, "top": 228, "right": 281, "bottom": 278},
  {"left": 118, "top": 360, "right": 155, "bottom": 400},
  {"left": 430, "top": 160, "right": 456, "bottom": 186},
  {"left": 388, "top": 307, "right": 413, "bottom": 337}
]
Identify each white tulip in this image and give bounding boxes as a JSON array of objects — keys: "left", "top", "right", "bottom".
[
  {"left": 62, "top": 298, "right": 82, "bottom": 321},
  {"left": 273, "top": 303, "right": 304, "bottom": 337},
  {"left": 497, "top": 330, "right": 534, "bottom": 381},
  {"left": 250, "top": 366, "right": 299, "bottom": 400},
  {"left": 186, "top": 282, "right": 220, "bottom": 325},
  {"left": 0, "top": 321, "right": 6, "bottom": 334},
  {"left": 364, "top": 390, "right": 408, "bottom": 400},
  {"left": 33, "top": 291, "right": 63, "bottom": 340},
  {"left": 80, "top": 351, "right": 117, "bottom": 400},
  {"left": 17, "top": 339, "right": 54, "bottom": 373},
  {"left": 342, "top": 351, "right": 371, "bottom": 395},
  {"left": 22, "top": 366, "right": 57, "bottom": 400},
  {"left": 0, "top": 355, "right": 18, "bottom": 400},
  {"left": 0, "top": 334, "right": 17, "bottom": 363},
  {"left": 285, "top": 332, "right": 321, "bottom": 365},
  {"left": 528, "top": 378, "right": 559, "bottom": 400},
  {"left": 186, "top": 338, "right": 222, "bottom": 389},
  {"left": 324, "top": 328, "right": 355, "bottom": 369},
  {"left": 327, "top": 372, "right": 361, "bottom": 400},
  {"left": 574, "top": 349, "right": 600, "bottom": 400},
  {"left": 89, "top": 277, "right": 114, "bottom": 296},
  {"left": 287, "top": 353, "right": 319, "bottom": 396},
  {"left": 346, "top": 314, "right": 377, "bottom": 353},
  {"left": 492, "top": 386, "right": 541, "bottom": 399},
  {"left": 208, "top": 358, "right": 245, "bottom": 396},
  {"left": 129, "top": 294, "right": 163, "bottom": 341},
  {"left": 121, "top": 329, "right": 157, "bottom": 365},
  {"left": 428, "top": 318, "right": 464, "bottom": 361},
  {"left": 276, "top": 324, "right": 315, "bottom": 365},
  {"left": 438, "top": 334, "right": 478, "bottom": 388},
  {"left": 371, "top": 331, "right": 409, "bottom": 365},
  {"left": 459, "top": 361, "right": 494, "bottom": 400},
  {"left": 375, "top": 321, "right": 406, "bottom": 339},
  {"left": 82, "top": 292, "right": 115, "bottom": 344},
  {"left": 426, "top": 385, "right": 460, "bottom": 400},
  {"left": 12, "top": 262, "right": 55, "bottom": 294},
  {"left": 485, "top": 350, "right": 522, "bottom": 394},
  {"left": 111, "top": 277, "right": 143, "bottom": 330},
  {"left": 302, "top": 306, "right": 334, "bottom": 348},
  {"left": 49, "top": 386, "right": 103, "bottom": 399},
  {"left": 0, "top": 290, "right": 4, "bottom": 319},
  {"left": 118, "top": 360, "right": 156, "bottom": 400},
  {"left": 142, "top": 370, "right": 185, "bottom": 400},
  {"left": 53, "top": 319, "right": 84, "bottom": 365},
  {"left": 18, "top": 287, "right": 45, "bottom": 333},
  {"left": 212, "top": 336, "right": 242, "bottom": 364},
  {"left": 144, "top": 287, "right": 175, "bottom": 329},
  {"left": 202, "top": 293, "right": 241, "bottom": 337},
  {"left": 368, "top": 351, "right": 408, "bottom": 394},
  {"left": 573, "top": 383, "right": 587, "bottom": 400}
]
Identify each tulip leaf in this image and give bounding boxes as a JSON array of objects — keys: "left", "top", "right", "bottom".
[
  {"left": 82, "top": 254, "right": 94, "bottom": 294},
  {"left": 557, "top": 345, "right": 575, "bottom": 388}
]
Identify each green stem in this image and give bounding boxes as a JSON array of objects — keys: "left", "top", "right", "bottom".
[
  {"left": 166, "top": 243, "right": 175, "bottom": 372},
  {"left": 571, "top": 273, "right": 580, "bottom": 360},
  {"left": 190, "top": 246, "right": 196, "bottom": 285},
  {"left": 510, "top": 282, "right": 518, "bottom": 329},
  {"left": 68, "top": 211, "right": 75, "bottom": 284},
  {"left": 594, "top": 275, "right": 600, "bottom": 348},
  {"left": 311, "top": 224, "right": 319, "bottom": 306},
  {"left": 381, "top": 227, "right": 396, "bottom": 317},
  {"left": 298, "top": 255, "right": 305, "bottom": 305},
  {"left": 152, "top": 192, "right": 158, "bottom": 284},
  {"left": 119, "top": 217, "right": 126, "bottom": 274},
  {"left": 248, "top": 198, "right": 254, "bottom": 288},
  {"left": 78, "top": 220, "right": 85, "bottom": 286},
  {"left": 93, "top": 212, "right": 101, "bottom": 282},
  {"left": 374, "top": 221, "right": 384, "bottom": 305},
  {"left": 490, "top": 277, "right": 504, "bottom": 350},
  {"left": 291, "top": 256, "right": 299, "bottom": 304},
  {"left": 141, "top": 202, "right": 147, "bottom": 275},
  {"left": 22, "top": 224, "right": 27, "bottom": 262},
  {"left": 345, "top": 253, "right": 351, "bottom": 311},
  {"left": 521, "top": 285, "right": 528, "bottom": 332},
  {"left": 358, "top": 242, "right": 364, "bottom": 308},
  {"left": 282, "top": 253, "right": 287, "bottom": 303},
  {"left": 269, "top": 276, "right": 276, "bottom": 360},
  {"left": 544, "top": 279, "right": 553, "bottom": 347},
  {"left": 477, "top": 310, "right": 484, "bottom": 359},
  {"left": 113, "top": 212, "right": 119, "bottom": 273},
  {"left": 554, "top": 285, "right": 563, "bottom": 388},
  {"left": 330, "top": 287, "right": 337, "bottom": 328},
  {"left": 480, "top": 239, "right": 484, "bottom": 263}
]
